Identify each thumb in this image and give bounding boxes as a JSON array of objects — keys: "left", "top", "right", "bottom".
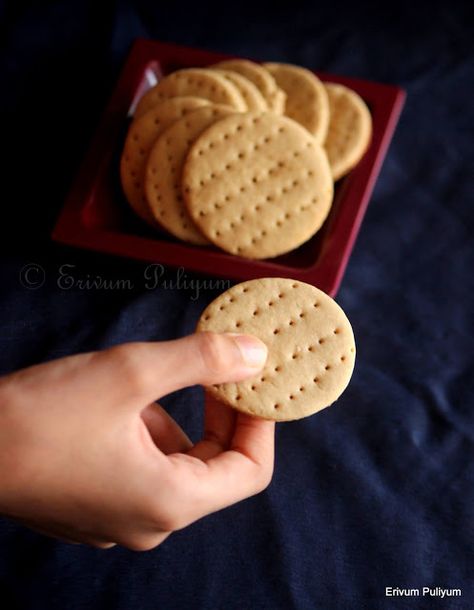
[{"left": 116, "top": 332, "right": 267, "bottom": 403}]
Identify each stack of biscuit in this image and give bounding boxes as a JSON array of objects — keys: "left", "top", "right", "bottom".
[{"left": 120, "top": 59, "right": 372, "bottom": 259}]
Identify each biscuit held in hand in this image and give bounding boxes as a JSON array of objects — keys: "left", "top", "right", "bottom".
[{"left": 197, "top": 278, "right": 356, "bottom": 421}]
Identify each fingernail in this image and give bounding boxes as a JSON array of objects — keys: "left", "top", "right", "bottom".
[{"left": 226, "top": 333, "right": 268, "bottom": 368}]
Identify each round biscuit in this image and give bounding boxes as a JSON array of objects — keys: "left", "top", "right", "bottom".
[
  {"left": 211, "top": 59, "right": 285, "bottom": 114},
  {"left": 197, "top": 278, "right": 356, "bottom": 421},
  {"left": 323, "top": 82, "right": 372, "bottom": 180},
  {"left": 182, "top": 112, "right": 334, "bottom": 259},
  {"left": 145, "top": 105, "right": 236, "bottom": 245},
  {"left": 120, "top": 97, "right": 210, "bottom": 224},
  {"left": 134, "top": 69, "right": 246, "bottom": 118},
  {"left": 264, "top": 63, "right": 330, "bottom": 143},
  {"left": 215, "top": 69, "right": 268, "bottom": 112}
]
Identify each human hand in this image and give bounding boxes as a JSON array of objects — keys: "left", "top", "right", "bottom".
[{"left": 0, "top": 332, "right": 273, "bottom": 550}]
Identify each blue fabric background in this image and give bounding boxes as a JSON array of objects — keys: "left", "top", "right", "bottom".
[{"left": 1, "top": 1, "right": 473, "bottom": 608}]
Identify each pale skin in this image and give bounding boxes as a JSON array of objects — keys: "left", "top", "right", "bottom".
[{"left": 0, "top": 332, "right": 273, "bottom": 550}]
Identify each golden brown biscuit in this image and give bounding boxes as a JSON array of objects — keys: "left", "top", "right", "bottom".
[
  {"left": 323, "top": 82, "right": 372, "bottom": 180},
  {"left": 183, "top": 112, "right": 333, "bottom": 258},
  {"left": 264, "top": 63, "right": 329, "bottom": 143},
  {"left": 145, "top": 105, "right": 236, "bottom": 244},
  {"left": 211, "top": 59, "right": 285, "bottom": 113},
  {"left": 215, "top": 69, "right": 268, "bottom": 112},
  {"left": 197, "top": 278, "right": 356, "bottom": 421},
  {"left": 134, "top": 69, "right": 246, "bottom": 118},
  {"left": 120, "top": 97, "right": 210, "bottom": 224}
]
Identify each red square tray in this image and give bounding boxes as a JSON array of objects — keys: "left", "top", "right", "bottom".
[{"left": 52, "top": 38, "right": 405, "bottom": 296}]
